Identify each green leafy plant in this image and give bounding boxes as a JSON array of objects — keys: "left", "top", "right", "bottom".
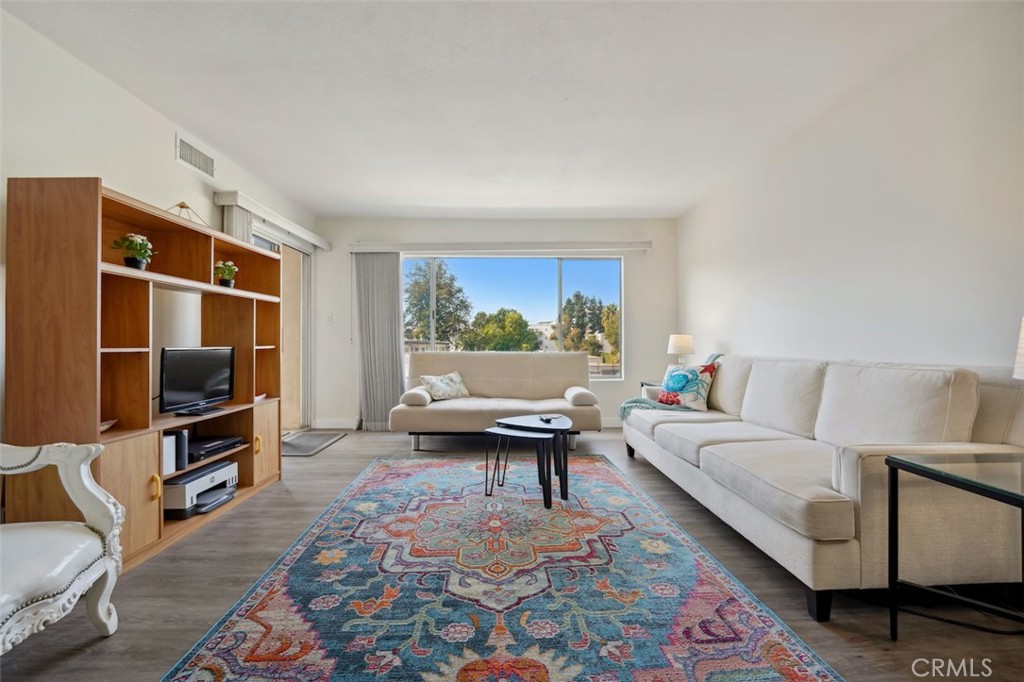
[
  {"left": 215, "top": 260, "right": 239, "bottom": 280},
  {"left": 111, "top": 233, "right": 154, "bottom": 262}
]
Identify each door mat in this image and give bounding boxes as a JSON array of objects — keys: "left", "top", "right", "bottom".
[{"left": 281, "top": 430, "right": 346, "bottom": 457}]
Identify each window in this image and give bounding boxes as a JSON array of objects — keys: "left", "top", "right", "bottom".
[{"left": 402, "top": 256, "right": 622, "bottom": 378}]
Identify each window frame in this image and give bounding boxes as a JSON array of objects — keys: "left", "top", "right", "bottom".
[{"left": 401, "top": 254, "right": 624, "bottom": 380}]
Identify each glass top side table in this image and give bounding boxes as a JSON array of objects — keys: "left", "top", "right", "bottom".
[{"left": 885, "top": 452, "right": 1024, "bottom": 640}]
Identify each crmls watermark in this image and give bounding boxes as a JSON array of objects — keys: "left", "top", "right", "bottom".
[{"left": 912, "top": 659, "right": 993, "bottom": 678}]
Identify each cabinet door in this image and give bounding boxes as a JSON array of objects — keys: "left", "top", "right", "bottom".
[
  {"left": 98, "top": 432, "right": 162, "bottom": 558},
  {"left": 252, "top": 401, "right": 281, "bottom": 485}
]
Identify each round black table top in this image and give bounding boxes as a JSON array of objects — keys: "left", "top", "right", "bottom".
[{"left": 494, "top": 414, "right": 573, "bottom": 433}]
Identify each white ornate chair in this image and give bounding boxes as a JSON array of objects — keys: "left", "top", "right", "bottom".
[{"left": 0, "top": 442, "right": 124, "bottom": 654}]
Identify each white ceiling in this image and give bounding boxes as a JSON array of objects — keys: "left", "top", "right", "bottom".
[{"left": 5, "top": 1, "right": 969, "bottom": 219}]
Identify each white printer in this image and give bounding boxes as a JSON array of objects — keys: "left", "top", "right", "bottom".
[{"left": 164, "top": 460, "right": 238, "bottom": 519}]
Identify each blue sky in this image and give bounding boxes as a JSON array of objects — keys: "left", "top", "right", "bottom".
[{"left": 404, "top": 257, "right": 621, "bottom": 323}]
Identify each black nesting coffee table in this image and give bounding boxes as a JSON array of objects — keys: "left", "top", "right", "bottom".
[{"left": 494, "top": 414, "right": 573, "bottom": 502}]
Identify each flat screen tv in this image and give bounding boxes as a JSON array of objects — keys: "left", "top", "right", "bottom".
[{"left": 159, "top": 347, "right": 235, "bottom": 416}]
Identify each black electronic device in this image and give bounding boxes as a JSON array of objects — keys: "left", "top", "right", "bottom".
[
  {"left": 187, "top": 435, "right": 245, "bottom": 463},
  {"left": 159, "top": 346, "right": 235, "bottom": 416}
]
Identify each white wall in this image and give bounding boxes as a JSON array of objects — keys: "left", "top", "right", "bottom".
[
  {"left": 678, "top": 4, "right": 1024, "bottom": 366},
  {"left": 0, "top": 14, "right": 314, "bottom": 424},
  {"left": 312, "top": 218, "right": 678, "bottom": 429}
]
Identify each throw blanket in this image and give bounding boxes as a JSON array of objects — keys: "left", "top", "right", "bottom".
[{"left": 619, "top": 397, "right": 699, "bottom": 420}]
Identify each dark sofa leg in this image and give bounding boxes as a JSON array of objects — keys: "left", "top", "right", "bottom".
[
  {"left": 805, "top": 588, "right": 833, "bottom": 622},
  {"left": 626, "top": 444, "right": 635, "bottom": 458},
  {"left": 412, "top": 434, "right": 420, "bottom": 451}
]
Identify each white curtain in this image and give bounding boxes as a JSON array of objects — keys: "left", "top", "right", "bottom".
[{"left": 354, "top": 252, "right": 404, "bottom": 431}]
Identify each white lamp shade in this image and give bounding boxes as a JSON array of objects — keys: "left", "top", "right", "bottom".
[
  {"left": 667, "top": 334, "right": 694, "bottom": 356},
  {"left": 1014, "top": 317, "right": 1024, "bottom": 380}
]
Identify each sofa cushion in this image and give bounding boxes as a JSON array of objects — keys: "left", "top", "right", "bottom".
[
  {"left": 707, "top": 355, "right": 753, "bottom": 416},
  {"left": 408, "top": 351, "right": 591, "bottom": 400},
  {"left": 389, "top": 397, "right": 602, "bottom": 433},
  {"left": 967, "top": 366, "right": 1024, "bottom": 447},
  {"left": 654, "top": 422, "right": 802, "bottom": 467},
  {"left": 740, "top": 360, "right": 827, "bottom": 438},
  {"left": 700, "top": 440, "right": 855, "bottom": 541},
  {"left": 815, "top": 362, "right": 980, "bottom": 445},
  {"left": 624, "top": 408, "right": 740, "bottom": 439}
]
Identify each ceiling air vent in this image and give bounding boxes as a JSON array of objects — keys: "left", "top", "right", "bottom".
[{"left": 175, "top": 134, "right": 215, "bottom": 178}]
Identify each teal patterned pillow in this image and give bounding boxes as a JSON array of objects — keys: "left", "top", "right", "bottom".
[
  {"left": 660, "top": 361, "right": 719, "bottom": 412},
  {"left": 420, "top": 371, "right": 470, "bottom": 400}
]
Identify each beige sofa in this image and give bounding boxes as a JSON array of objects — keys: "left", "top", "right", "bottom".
[
  {"left": 623, "top": 356, "right": 1024, "bottom": 621},
  {"left": 390, "top": 351, "right": 602, "bottom": 449}
]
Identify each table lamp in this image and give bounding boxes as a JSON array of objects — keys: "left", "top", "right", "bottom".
[
  {"left": 667, "top": 334, "right": 694, "bottom": 364},
  {"left": 1014, "top": 317, "right": 1024, "bottom": 380}
]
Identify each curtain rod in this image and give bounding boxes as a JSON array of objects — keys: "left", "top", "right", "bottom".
[{"left": 347, "top": 241, "right": 651, "bottom": 253}]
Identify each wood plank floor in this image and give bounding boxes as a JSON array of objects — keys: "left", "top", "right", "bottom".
[{"left": 2, "top": 430, "right": 1021, "bottom": 680}]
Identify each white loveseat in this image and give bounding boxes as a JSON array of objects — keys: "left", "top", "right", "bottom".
[
  {"left": 390, "top": 351, "right": 602, "bottom": 449},
  {"left": 623, "top": 356, "right": 1024, "bottom": 621}
]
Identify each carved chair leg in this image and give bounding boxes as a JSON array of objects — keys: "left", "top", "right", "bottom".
[{"left": 86, "top": 563, "right": 119, "bottom": 637}]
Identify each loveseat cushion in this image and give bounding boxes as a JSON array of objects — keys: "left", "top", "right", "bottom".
[
  {"left": 389, "top": 397, "right": 602, "bottom": 433},
  {"left": 740, "top": 360, "right": 826, "bottom": 438},
  {"left": 654, "top": 422, "right": 803, "bottom": 467},
  {"left": 625, "top": 408, "right": 740, "bottom": 439},
  {"left": 814, "top": 362, "right": 980, "bottom": 445},
  {"left": 700, "top": 440, "right": 855, "bottom": 541},
  {"left": 0, "top": 521, "right": 104, "bottom": 624},
  {"left": 408, "top": 351, "right": 591, "bottom": 400}
]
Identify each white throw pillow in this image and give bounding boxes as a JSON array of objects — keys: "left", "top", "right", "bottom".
[{"left": 420, "top": 371, "right": 470, "bottom": 400}]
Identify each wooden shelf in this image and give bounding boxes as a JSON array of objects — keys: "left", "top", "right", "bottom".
[
  {"left": 6, "top": 178, "right": 283, "bottom": 569},
  {"left": 161, "top": 443, "right": 249, "bottom": 481},
  {"left": 101, "top": 262, "right": 280, "bottom": 303},
  {"left": 131, "top": 475, "right": 278, "bottom": 567},
  {"left": 102, "top": 188, "right": 280, "bottom": 261}
]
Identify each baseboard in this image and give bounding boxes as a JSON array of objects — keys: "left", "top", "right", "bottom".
[
  {"left": 601, "top": 417, "right": 623, "bottom": 429},
  {"left": 312, "top": 418, "right": 359, "bottom": 429}
]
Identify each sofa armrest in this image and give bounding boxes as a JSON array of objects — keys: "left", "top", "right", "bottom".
[
  {"left": 831, "top": 442, "right": 1024, "bottom": 499},
  {"left": 641, "top": 386, "right": 661, "bottom": 401},
  {"left": 399, "top": 386, "right": 434, "bottom": 406},
  {"left": 830, "top": 441, "right": 1024, "bottom": 588},
  {"left": 564, "top": 386, "right": 599, "bottom": 406}
]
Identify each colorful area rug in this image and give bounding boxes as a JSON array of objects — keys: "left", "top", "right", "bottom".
[{"left": 163, "top": 456, "right": 842, "bottom": 681}]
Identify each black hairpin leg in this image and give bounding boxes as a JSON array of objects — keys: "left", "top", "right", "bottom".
[
  {"left": 497, "top": 434, "right": 510, "bottom": 487},
  {"left": 535, "top": 440, "right": 551, "bottom": 508},
  {"left": 558, "top": 432, "right": 569, "bottom": 500},
  {"left": 486, "top": 434, "right": 509, "bottom": 496}
]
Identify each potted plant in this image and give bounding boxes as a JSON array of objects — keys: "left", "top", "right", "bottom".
[
  {"left": 215, "top": 260, "right": 239, "bottom": 287},
  {"left": 111, "top": 233, "right": 154, "bottom": 270}
]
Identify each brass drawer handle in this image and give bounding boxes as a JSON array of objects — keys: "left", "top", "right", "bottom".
[
  {"left": 150, "top": 474, "right": 162, "bottom": 501},
  {"left": 254, "top": 435, "right": 263, "bottom": 455}
]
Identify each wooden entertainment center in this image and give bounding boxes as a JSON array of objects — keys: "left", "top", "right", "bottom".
[{"left": 3, "top": 177, "right": 283, "bottom": 570}]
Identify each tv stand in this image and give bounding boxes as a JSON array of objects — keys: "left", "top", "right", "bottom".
[
  {"left": 174, "top": 406, "right": 225, "bottom": 417},
  {"left": 4, "top": 177, "right": 283, "bottom": 572}
]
